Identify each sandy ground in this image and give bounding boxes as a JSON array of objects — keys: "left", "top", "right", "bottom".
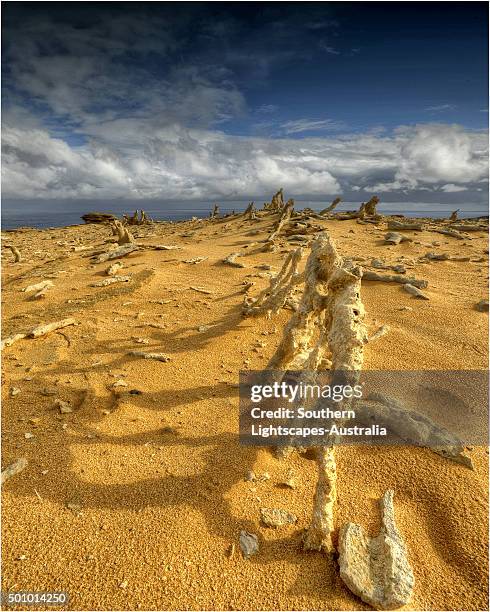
[{"left": 1, "top": 211, "right": 488, "bottom": 611}]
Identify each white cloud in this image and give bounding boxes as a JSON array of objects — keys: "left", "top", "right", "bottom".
[
  {"left": 2, "top": 122, "right": 487, "bottom": 201},
  {"left": 280, "top": 118, "right": 346, "bottom": 134},
  {"left": 440, "top": 183, "right": 468, "bottom": 193},
  {"left": 425, "top": 104, "right": 457, "bottom": 112}
]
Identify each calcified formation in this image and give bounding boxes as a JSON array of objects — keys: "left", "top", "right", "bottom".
[
  {"left": 7, "top": 245, "right": 22, "bottom": 262},
  {"left": 319, "top": 197, "right": 341, "bottom": 215},
  {"left": 111, "top": 220, "right": 135, "bottom": 246},
  {"left": 222, "top": 252, "right": 246, "bottom": 268},
  {"left": 243, "top": 202, "right": 256, "bottom": 220},
  {"left": 358, "top": 195, "right": 380, "bottom": 217},
  {"left": 244, "top": 247, "right": 304, "bottom": 317},
  {"left": 448, "top": 223, "right": 488, "bottom": 232},
  {"left": 270, "top": 188, "right": 285, "bottom": 211},
  {"left": 384, "top": 231, "right": 411, "bottom": 245},
  {"left": 362, "top": 270, "right": 428, "bottom": 289},
  {"left": 128, "top": 351, "right": 171, "bottom": 362},
  {"left": 357, "top": 394, "right": 472, "bottom": 468},
  {"left": 90, "top": 275, "right": 132, "bottom": 287},
  {"left": 210, "top": 204, "right": 220, "bottom": 218},
  {"left": 266, "top": 233, "right": 367, "bottom": 551},
  {"left": 94, "top": 244, "right": 139, "bottom": 263},
  {"left": 1, "top": 317, "right": 77, "bottom": 350},
  {"left": 387, "top": 220, "right": 423, "bottom": 231},
  {"left": 1, "top": 457, "right": 28, "bottom": 485},
  {"left": 268, "top": 198, "right": 294, "bottom": 242},
  {"left": 449, "top": 209, "right": 460, "bottom": 222},
  {"left": 338, "top": 490, "right": 414, "bottom": 610}
]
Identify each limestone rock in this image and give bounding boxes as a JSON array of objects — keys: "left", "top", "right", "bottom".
[
  {"left": 338, "top": 490, "right": 414, "bottom": 610},
  {"left": 260, "top": 507, "right": 297, "bottom": 528}
]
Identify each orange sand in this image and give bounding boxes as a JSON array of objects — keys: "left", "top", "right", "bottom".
[{"left": 1, "top": 213, "right": 488, "bottom": 610}]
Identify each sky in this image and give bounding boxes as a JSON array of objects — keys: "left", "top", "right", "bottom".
[{"left": 2, "top": 1, "right": 489, "bottom": 208}]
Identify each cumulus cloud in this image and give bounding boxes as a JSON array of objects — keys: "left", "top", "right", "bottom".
[{"left": 2, "top": 121, "right": 487, "bottom": 201}]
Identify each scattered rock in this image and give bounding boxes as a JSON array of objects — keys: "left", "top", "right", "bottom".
[
  {"left": 260, "top": 507, "right": 297, "bottom": 528},
  {"left": 10, "top": 387, "right": 21, "bottom": 397},
  {"left": 244, "top": 470, "right": 256, "bottom": 482},
  {"left": 1, "top": 457, "right": 28, "bottom": 484},
  {"left": 55, "top": 399, "right": 73, "bottom": 414},
  {"left": 239, "top": 530, "right": 259, "bottom": 559},
  {"left": 476, "top": 299, "right": 489, "bottom": 312},
  {"left": 128, "top": 351, "right": 171, "bottom": 362},
  {"left": 403, "top": 283, "right": 429, "bottom": 300},
  {"left": 338, "top": 490, "right": 414, "bottom": 610}
]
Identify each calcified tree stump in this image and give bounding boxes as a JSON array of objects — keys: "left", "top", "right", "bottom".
[
  {"left": 266, "top": 233, "right": 367, "bottom": 552},
  {"left": 111, "top": 220, "right": 135, "bottom": 245},
  {"left": 268, "top": 198, "right": 294, "bottom": 242},
  {"left": 243, "top": 202, "right": 256, "bottom": 220},
  {"left": 264, "top": 188, "right": 285, "bottom": 212},
  {"left": 358, "top": 195, "right": 380, "bottom": 218},
  {"left": 210, "top": 204, "right": 220, "bottom": 218},
  {"left": 449, "top": 209, "right": 460, "bottom": 222},
  {"left": 319, "top": 197, "right": 341, "bottom": 216}
]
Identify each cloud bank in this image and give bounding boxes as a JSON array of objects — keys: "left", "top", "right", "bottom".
[{"left": 2, "top": 121, "right": 487, "bottom": 201}]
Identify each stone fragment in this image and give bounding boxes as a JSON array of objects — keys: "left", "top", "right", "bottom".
[
  {"left": 239, "top": 531, "right": 259, "bottom": 559},
  {"left": 260, "top": 507, "right": 297, "bottom": 528},
  {"left": 338, "top": 490, "right": 414, "bottom": 610}
]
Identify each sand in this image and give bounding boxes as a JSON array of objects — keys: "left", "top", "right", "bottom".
[{"left": 1, "top": 211, "right": 488, "bottom": 611}]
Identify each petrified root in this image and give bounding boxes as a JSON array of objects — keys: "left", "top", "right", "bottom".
[
  {"left": 7, "top": 245, "right": 22, "bottom": 262},
  {"left": 23, "top": 280, "right": 54, "bottom": 293},
  {"left": 362, "top": 271, "right": 427, "bottom": 289},
  {"left": 429, "top": 227, "right": 464, "bottom": 240},
  {"left": 449, "top": 209, "right": 460, "bottom": 222},
  {"left": 90, "top": 275, "right": 131, "bottom": 287},
  {"left": 302, "top": 446, "right": 337, "bottom": 551},
  {"left": 105, "top": 261, "right": 123, "bottom": 276},
  {"left": 368, "top": 324, "right": 390, "bottom": 342},
  {"left": 2, "top": 317, "right": 78, "bottom": 350},
  {"left": 403, "top": 283, "right": 429, "bottom": 299},
  {"left": 384, "top": 232, "right": 411, "bottom": 245},
  {"left": 128, "top": 351, "right": 171, "bottom": 362},
  {"left": 358, "top": 394, "right": 473, "bottom": 468},
  {"left": 141, "top": 244, "right": 182, "bottom": 251},
  {"left": 266, "top": 233, "right": 367, "bottom": 552},
  {"left": 265, "top": 188, "right": 285, "bottom": 212},
  {"left": 111, "top": 220, "right": 135, "bottom": 245},
  {"left": 319, "top": 197, "right": 341, "bottom": 215},
  {"left": 28, "top": 318, "right": 77, "bottom": 338},
  {"left": 244, "top": 247, "right": 304, "bottom": 317},
  {"left": 1, "top": 457, "right": 28, "bottom": 484},
  {"left": 243, "top": 202, "right": 256, "bottom": 220},
  {"left": 94, "top": 244, "right": 139, "bottom": 263},
  {"left": 223, "top": 252, "right": 246, "bottom": 268},
  {"left": 448, "top": 223, "right": 488, "bottom": 232},
  {"left": 210, "top": 204, "right": 220, "bottom": 218},
  {"left": 387, "top": 220, "right": 423, "bottom": 231},
  {"left": 370, "top": 259, "right": 406, "bottom": 274},
  {"left": 338, "top": 490, "right": 414, "bottom": 610},
  {"left": 183, "top": 256, "right": 207, "bottom": 264},
  {"left": 358, "top": 196, "right": 380, "bottom": 217},
  {"left": 269, "top": 198, "right": 294, "bottom": 241}
]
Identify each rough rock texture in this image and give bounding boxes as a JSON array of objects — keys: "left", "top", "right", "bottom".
[
  {"left": 239, "top": 531, "right": 259, "bottom": 559},
  {"left": 338, "top": 490, "right": 414, "bottom": 610},
  {"left": 260, "top": 507, "right": 297, "bottom": 528},
  {"left": 1, "top": 457, "right": 28, "bottom": 484}
]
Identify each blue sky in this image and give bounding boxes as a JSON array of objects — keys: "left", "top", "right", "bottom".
[{"left": 2, "top": 2, "right": 488, "bottom": 205}]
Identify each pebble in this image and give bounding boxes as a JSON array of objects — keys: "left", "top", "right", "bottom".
[
  {"left": 239, "top": 531, "right": 259, "bottom": 559},
  {"left": 10, "top": 387, "right": 21, "bottom": 397}
]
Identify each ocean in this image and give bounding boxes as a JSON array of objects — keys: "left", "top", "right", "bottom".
[{"left": 1, "top": 200, "right": 487, "bottom": 230}]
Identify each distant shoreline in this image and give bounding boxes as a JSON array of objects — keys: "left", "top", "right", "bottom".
[{"left": 2, "top": 201, "right": 488, "bottom": 230}]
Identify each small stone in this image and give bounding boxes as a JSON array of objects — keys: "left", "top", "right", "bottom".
[
  {"left": 239, "top": 531, "right": 259, "bottom": 559},
  {"left": 113, "top": 379, "right": 128, "bottom": 387},
  {"left": 24, "top": 432, "right": 35, "bottom": 440},
  {"left": 475, "top": 299, "right": 489, "bottom": 312},
  {"left": 119, "top": 581, "right": 128, "bottom": 589},
  {"left": 10, "top": 387, "right": 21, "bottom": 397},
  {"left": 55, "top": 399, "right": 73, "bottom": 414},
  {"left": 260, "top": 507, "right": 297, "bottom": 528},
  {"left": 244, "top": 470, "right": 256, "bottom": 482}
]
